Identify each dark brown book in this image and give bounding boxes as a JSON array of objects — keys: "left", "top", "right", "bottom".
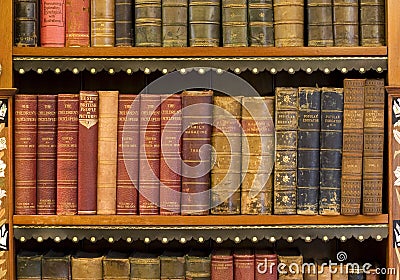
[
  {"left": 65, "top": 0, "right": 90, "bottom": 46},
  {"left": 255, "top": 249, "right": 277, "bottom": 280},
  {"left": 14, "top": 94, "right": 37, "bottom": 215},
  {"left": 234, "top": 249, "right": 254, "bottom": 280},
  {"left": 17, "top": 251, "right": 42, "bottom": 280},
  {"left": 360, "top": 0, "right": 385, "bottom": 46},
  {"left": 333, "top": 0, "right": 359, "bottom": 46},
  {"left": 71, "top": 252, "right": 103, "bottom": 280},
  {"left": 160, "top": 251, "right": 185, "bottom": 280},
  {"left": 189, "top": 0, "right": 220, "bottom": 46},
  {"left": 135, "top": 0, "right": 162, "bottom": 46},
  {"left": 162, "top": 0, "right": 188, "bottom": 46},
  {"left": 91, "top": 0, "right": 115, "bottom": 46},
  {"left": 130, "top": 252, "right": 161, "bottom": 279},
  {"left": 42, "top": 250, "right": 70, "bottom": 280},
  {"left": 15, "top": 0, "right": 38, "bottom": 46},
  {"left": 277, "top": 249, "right": 303, "bottom": 280},
  {"left": 211, "top": 249, "right": 233, "bottom": 280},
  {"left": 103, "top": 251, "right": 130, "bottom": 280},
  {"left": 40, "top": 0, "right": 65, "bottom": 47},
  {"left": 248, "top": 0, "right": 274, "bottom": 46},
  {"left": 273, "top": 0, "right": 304, "bottom": 46},
  {"left": 222, "top": 0, "right": 247, "bottom": 47},
  {"left": 186, "top": 250, "right": 211, "bottom": 280},
  {"left": 115, "top": 0, "right": 133, "bottom": 46},
  {"left": 37, "top": 95, "right": 57, "bottom": 215},
  {"left": 307, "top": 0, "right": 333, "bottom": 46}
]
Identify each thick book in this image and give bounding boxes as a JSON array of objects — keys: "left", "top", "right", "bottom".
[
  {"left": 248, "top": 0, "right": 274, "bottom": 46},
  {"left": 115, "top": 0, "right": 133, "bottom": 46},
  {"left": 363, "top": 79, "right": 385, "bottom": 215},
  {"left": 319, "top": 87, "right": 343, "bottom": 215},
  {"left": 186, "top": 250, "right": 211, "bottom": 280},
  {"left": 42, "top": 250, "right": 71, "bottom": 280},
  {"left": 317, "top": 260, "right": 332, "bottom": 280},
  {"left": 103, "top": 251, "right": 130, "bottom": 280},
  {"left": 189, "top": 0, "right": 220, "bottom": 46},
  {"left": 15, "top": 0, "right": 38, "bottom": 46},
  {"left": 277, "top": 249, "right": 303, "bottom": 280},
  {"left": 130, "top": 252, "right": 161, "bottom": 279},
  {"left": 56, "top": 94, "right": 79, "bottom": 215},
  {"left": 274, "top": 88, "right": 298, "bottom": 215},
  {"left": 211, "top": 96, "right": 242, "bottom": 215},
  {"left": 14, "top": 94, "right": 37, "bottom": 215},
  {"left": 307, "top": 0, "right": 333, "bottom": 46},
  {"left": 273, "top": 0, "right": 304, "bottom": 47},
  {"left": 234, "top": 249, "right": 254, "bottom": 280},
  {"left": 117, "top": 94, "right": 140, "bottom": 214},
  {"left": 360, "top": 0, "right": 385, "bottom": 46},
  {"left": 181, "top": 90, "right": 213, "bottom": 215},
  {"left": 40, "top": 0, "right": 65, "bottom": 47},
  {"left": 303, "top": 259, "right": 317, "bottom": 280},
  {"left": 162, "top": 0, "right": 188, "bottom": 46},
  {"left": 211, "top": 249, "right": 233, "bottom": 280},
  {"left": 97, "top": 91, "right": 119, "bottom": 215},
  {"left": 78, "top": 91, "right": 99, "bottom": 215},
  {"left": 71, "top": 252, "right": 103, "bottom": 280},
  {"left": 160, "top": 251, "right": 186, "bottom": 279},
  {"left": 91, "top": 0, "right": 115, "bottom": 46},
  {"left": 331, "top": 265, "right": 348, "bottom": 280},
  {"left": 255, "top": 249, "right": 277, "bottom": 280},
  {"left": 17, "top": 251, "right": 42, "bottom": 280},
  {"left": 160, "top": 94, "right": 182, "bottom": 215},
  {"left": 135, "top": 0, "right": 162, "bottom": 46},
  {"left": 37, "top": 95, "right": 57, "bottom": 215},
  {"left": 297, "top": 87, "right": 321, "bottom": 215},
  {"left": 341, "top": 79, "right": 365, "bottom": 215},
  {"left": 222, "top": 0, "right": 247, "bottom": 47},
  {"left": 65, "top": 0, "right": 90, "bottom": 46},
  {"left": 241, "top": 96, "right": 274, "bottom": 215},
  {"left": 333, "top": 0, "right": 359, "bottom": 46}
]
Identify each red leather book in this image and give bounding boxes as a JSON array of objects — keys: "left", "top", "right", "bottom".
[
  {"left": 160, "top": 94, "right": 182, "bottom": 215},
  {"left": 37, "top": 95, "right": 57, "bottom": 215},
  {"left": 56, "top": 94, "right": 79, "bottom": 215},
  {"left": 211, "top": 249, "right": 233, "bottom": 280},
  {"left": 117, "top": 94, "right": 140, "bottom": 214},
  {"left": 139, "top": 94, "right": 161, "bottom": 215},
  {"left": 14, "top": 94, "right": 38, "bottom": 215},
  {"left": 78, "top": 91, "right": 99, "bottom": 214},
  {"left": 40, "top": 0, "right": 65, "bottom": 46},
  {"left": 255, "top": 250, "right": 277, "bottom": 280},
  {"left": 65, "top": 0, "right": 90, "bottom": 46},
  {"left": 234, "top": 249, "right": 255, "bottom": 280}
]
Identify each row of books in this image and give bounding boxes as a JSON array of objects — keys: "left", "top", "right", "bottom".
[{"left": 14, "top": 0, "right": 385, "bottom": 47}]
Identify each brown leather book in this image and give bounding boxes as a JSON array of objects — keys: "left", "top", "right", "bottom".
[
  {"left": 56, "top": 94, "right": 79, "bottom": 215},
  {"left": 211, "top": 249, "right": 233, "bottom": 280},
  {"left": 162, "top": 0, "right": 188, "bottom": 46},
  {"left": 241, "top": 96, "right": 274, "bottom": 215},
  {"left": 78, "top": 91, "right": 99, "bottom": 215},
  {"left": 71, "top": 252, "right": 103, "bottom": 280},
  {"left": 42, "top": 250, "right": 71, "bottom": 280},
  {"left": 331, "top": 265, "right": 348, "bottom": 280},
  {"left": 273, "top": 0, "right": 304, "bottom": 47},
  {"left": 186, "top": 250, "right": 211, "bottom": 280},
  {"left": 317, "top": 260, "right": 332, "bottom": 280},
  {"left": 160, "top": 251, "right": 185, "bottom": 279},
  {"left": 115, "top": 0, "right": 133, "bottom": 46},
  {"left": 15, "top": 0, "right": 38, "bottom": 46},
  {"left": 277, "top": 249, "right": 303, "bottom": 280},
  {"left": 135, "top": 0, "right": 162, "bottom": 46},
  {"left": 117, "top": 94, "right": 140, "bottom": 214},
  {"left": 360, "top": 0, "right": 385, "bottom": 46},
  {"left": 234, "top": 249, "right": 254, "bottom": 280},
  {"left": 17, "top": 251, "right": 42, "bottom": 280},
  {"left": 333, "top": 0, "right": 359, "bottom": 46},
  {"left": 222, "top": 0, "right": 248, "bottom": 47},
  {"left": 211, "top": 96, "right": 242, "bottom": 215},
  {"left": 65, "top": 0, "right": 90, "bottom": 46},
  {"left": 303, "top": 259, "right": 317, "bottom": 280},
  {"left": 129, "top": 252, "right": 161, "bottom": 279},
  {"left": 189, "top": 0, "right": 220, "bottom": 46},
  {"left": 160, "top": 94, "right": 182, "bottom": 215},
  {"left": 103, "top": 251, "right": 130, "bottom": 280},
  {"left": 307, "top": 0, "right": 334, "bottom": 46},
  {"left": 97, "top": 91, "right": 119, "bottom": 215},
  {"left": 14, "top": 94, "right": 37, "bottom": 215},
  {"left": 255, "top": 249, "right": 277, "bottom": 280},
  {"left": 40, "top": 0, "right": 65, "bottom": 47},
  {"left": 248, "top": 0, "right": 274, "bottom": 46},
  {"left": 363, "top": 79, "right": 385, "bottom": 215},
  {"left": 37, "top": 95, "right": 57, "bottom": 215},
  {"left": 91, "top": 0, "right": 115, "bottom": 46},
  {"left": 181, "top": 90, "right": 213, "bottom": 215},
  {"left": 341, "top": 79, "right": 365, "bottom": 215}
]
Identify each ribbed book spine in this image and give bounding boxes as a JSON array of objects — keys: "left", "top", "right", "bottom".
[
  {"left": 40, "top": 0, "right": 65, "bottom": 46},
  {"left": 162, "top": 0, "right": 188, "bottom": 46},
  {"left": 103, "top": 251, "right": 130, "bottom": 280},
  {"left": 307, "top": 0, "right": 333, "bottom": 46},
  {"left": 248, "top": 0, "right": 274, "bottom": 47},
  {"left": 15, "top": 0, "right": 38, "bottom": 46},
  {"left": 333, "top": 0, "right": 359, "bottom": 46},
  {"left": 115, "top": 0, "right": 133, "bottom": 46},
  {"left": 222, "top": 0, "right": 247, "bottom": 47},
  {"left": 234, "top": 250, "right": 255, "bottom": 280},
  {"left": 71, "top": 252, "right": 103, "bottom": 280},
  {"left": 185, "top": 251, "right": 211, "bottom": 280},
  {"left": 135, "top": 0, "right": 162, "bottom": 46},
  {"left": 273, "top": 0, "right": 304, "bottom": 46},
  {"left": 160, "top": 251, "right": 186, "bottom": 280},
  {"left": 65, "top": 0, "right": 90, "bottom": 46},
  {"left": 42, "top": 251, "right": 71, "bottom": 280},
  {"left": 91, "top": 0, "right": 115, "bottom": 46},
  {"left": 211, "top": 250, "right": 233, "bottom": 280},
  {"left": 189, "top": 0, "right": 220, "bottom": 46},
  {"left": 277, "top": 254, "right": 303, "bottom": 280},
  {"left": 17, "top": 251, "right": 42, "bottom": 280},
  {"left": 255, "top": 250, "right": 277, "bottom": 280},
  {"left": 360, "top": 0, "right": 385, "bottom": 46},
  {"left": 129, "top": 252, "right": 161, "bottom": 279}
]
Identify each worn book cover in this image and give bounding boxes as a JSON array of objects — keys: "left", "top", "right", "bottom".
[
  {"left": 40, "top": 0, "right": 65, "bottom": 46},
  {"left": 135, "top": 0, "right": 162, "bottom": 46},
  {"left": 360, "top": 0, "right": 385, "bottom": 46},
  {"left": 248, "top": 0, "right": 274, "bottom": 46},
  {"left": 162, "top": 0, "right": 188, "bottom": 46},
  {"left": 273, "top": 0, "right": 304, "bottom": 46},
  {"left": 307, "top": 0, "right": 333, "bottom": 46},
  {"left": 333, "top": 0, "right": 359, "bottom": 46},
  {"left": 15, "top": 0, "right": 38, "bottom": 46},
  {"left": 222, "top": 0, "right": 247, "bottom": 47},
  {"left": 189, "top": 0, "right": 220, "bottom": 46}
]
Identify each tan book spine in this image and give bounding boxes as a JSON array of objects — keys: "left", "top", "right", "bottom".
[
  {"left": 71, "top": 253, "right": 103, "bottom": 280},
  {"left": 360, "top": 0, "right": 385, "bottom": 46},
  {"left": 273, "top": 0, "right": 304, "bottom": 47},
  {"left": 91, "top": 0, "right": 115, "bottom": 46},
  {"left": 333, "top": 0, "right": 359, "bottom": 46}
]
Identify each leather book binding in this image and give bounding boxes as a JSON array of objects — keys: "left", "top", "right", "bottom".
[
  {"left": 37, "top": 95, "right": 57, "bottom": 215},
  {"left": 129, "top": 252, "right": 161, "bottom": 279},
  {"left": 17, "top": 251, "right": 42, "bottom": 280},
  {"left": 56, "top": 94, "right": 79, "bottom": 215},
  {"left": 78, "top": 91, "right": 99, "bottom": 215},
  {"left": 303, "top": 259, "right": 317, "bottom": 280},
  {"left": 135, "top": 0, "right": 162, "bottom": 46},
  {"left": 211, "top": 249, "right": 233, "bottom": 280},
  {"left": 14, "top": 94, "right": 37, "bottom": 215},
  {"left": 333, "top": 0, "right": 359, "bottom": 46},
  {"left": 116, "top": 0, "right": 133, "bottom": 46},
  {"left": 331, "top": 265, "right": 348, "bottom": 280},
  {"left": 277, "top": 249, "right": 303, "bottom": 280},
  {"left": 255, "top": 249, "right": 277, "bottom": 280},
  {"left": 186, "top": 250, "right": 211, "bottom": 280},
  {"left": 65, "top": 0, "right": 90, "bottom": 46},
  {"left": 40, "top": 0, "right": 65, "bottom": 47},
  {"left": 273, "top": 0, "right": 304, "bottom": 47},
  {"left": 319, "top": 87, "right": 343, "bottom": 215},
  {"left": 15, "top": 0, "right": 38, "bottom": 46},
  {"left": 71, "top": 252, "right": 103, "bottom": 280},
  {"left": 162, "top": 0, "right": 188, "bottom": 46},
  {"left": 248, "top": 0, "right": 274, "bottom": 47},
  {"left": 307, "top": 0, "right": 333, "bottom": 46},
  {"left": 317, "top": 260, "right": 332, "bottom": 280},
  {"left": 234, "top": 249, "right": 255, "bottom": 280},
  {"left": 160, "top": 251, "right": 186, "bottom": 279},
  {"left": 42, "top": 250, "right": 71, "bottom": 280},
  {"left": 91, "top": 0, "right": 115, "bottom": 46},
  {"left": 103, "top": 251, "right": 130, "bottom": 280},
  {"left": 222, "top": 0, "right": 247, "bottom": 47},
  {"left": 360, "top": 0, "right": 385, "bottom": 46},
  {"left": 189, "top": 0, "right": 220, "bottom": 46}
]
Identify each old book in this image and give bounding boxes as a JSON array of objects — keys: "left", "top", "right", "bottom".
[
  {"left": 115, "top": 0, "right": 133, "bottom": 46},
  {"left": 333, "top": 0, "right": 359, "bottom": 46},
  {"left": 241, "top": 96, "right": 274, "bottom": 215},
  {"left": 56, "top": 94, "right": 79, "bottom": 215},
  {"left": 317, "top": 260, "right": 332, "bottom": 280},
  {"left": 91, "top": 0, "right": 115, "bottom": 46},
  {"left": 130, "top": 252, "right": 161, "bottom": 279},
  {"left": 297, "top": 87, "right": 320, "bottom": 215},
  {"left": 348, "top": 266, "right": 365, "bottom": 280},
  {"left": 222, "top": 0, "right": 247, "bottom": 47},
  {"left": 248, "top": 0, "right": 274, "bottom": 46},
  {"left": 186, "top": 250, "right": 211, "bottom": 280},
  {"left": 117, "top": 94, "right": 140, "bottom": 214},
  {"left": 15, "top": 0, "right": 38, "bottom": 46},
  {"left": 160, "top": 251, "right": 185, "bottom": 279},
  {"left": 277, "top": 249, "right": 303, "bottom": 280},
  {"left": 360, "top": 0, "right": 385, "bottom": 46},
  {"left": 42, "top": 250, "right": 71, "bottom": 280},
  {"left": 97, "top": 91, "right": 119, "bottom": 215},
  {"left": 365, "top": 269, "right": 379, "bottom": 280},
  {"left": 135, "top": 0, "right": 162, "bottom": 46},
  {"left": 211, "top": 96, "right": 242, "bottom": 215},
  {"left": 189, "top": 0, "right": 220, "bottom": 46},
  {"left": 331, "top": 265, "right": 348, "bottom": 280},
  {"left": 211, "top": 249, "right": 233, "bottom": 280},
  {"left": 255, "top": 249, "right": 277, "bottom": 280},
  {"left": 162, "top": 0, "right": 188, "bottom": 46},
  {"left": 363, "top": 79, "right": 385, "bottom": 215},
  {"left": 319, "top": 87, "right": 343, "bottom": 215},
  {"left": 103, "top": 251, "right": 130, "bottom": 280},
  {"left": 307, "top": 0, "right": 333, "bottom": 46},
  {"left": 160, "top": 94, "right": 182, "bottom": 215},
  {"left": 65, "top": 0, "right": 90, "bottom": 46},
  {"left": 234, "top": 249, "right": 254, "bottom": 280},
  {"left": 341, "top": 79, "right": 365, "bottom": 215},
  {"left": 37, "top": 95, "right": 57, "bottom": 215},
  {"left": 274, "top": 88, "right": 298, "bottom": 215},
  {"left": 71, "top": 252, "right": 103, "bottom": 280},
  {"left": 14, "top": 94, "right": 37, "bottom": 215},
  {"left": 303, "top": 259, "right": 317, "bottom": 280},
  {"left": 17, "top": 251, "right": 42, "bottom": 280},
  {"left": 78, "top": 91, "right": 99, "bottom": 215},
  {"left": 40, "top": 0, "right": 65, "bottom": 46},
  {"left": 273, "top": 0, "right": 304, "bottom": 47},
  {"left": 139, "top": 94, "right": 161, "bottom": 215}
]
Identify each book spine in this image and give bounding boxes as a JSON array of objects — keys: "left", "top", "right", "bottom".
[
  {"left": 234, "top": 253, "right": 255, "bottom": 280},
  {"left": 160, "top": 255, "right": 186, "bottom": 279},
  {"left": 56, "top": 94, "right": 79, "bottom": 215},
  {"left": 255, "top": 254, "right": 277, "bottom": 280},
  {"left": 139, "top": 94, "right": 161, "bottom": 215},
  {"left": 273, "top": 0, "right": 304, "bottom": 47},
  {"left": 42, "top": 255, "right": 70, "bottom": 279},
  {"left": 360, "top": 0, "right": 385, "bottom": 46},
  {"left": 17, "top": 253, "right": 42, "bottom": 280},
  {"left": 211, "top": 255, "right": 233, "bottom": 280},
  {"left": 135, "top": 0, "right": 162, "bottom": 46},
  {"left": 162, "top": 0, "right": 188, "bottom": 46},
  {"left": 130, "top": 258, "right": 161, "bottom": 279},
  {"left": 160, "top": 94, "right": 182, "bottom": 215},
  {"left": 274, "top": 88, "right": 298, "bottom": 214},
  {"left": 37, "top": 95, "right": 57, "bottom": 215},
  {"left": 65, "top": 0, "right": 90, "bottom": 46},
  {"left": 103, "top": 256, "right": 130, "bottom": 279},
  {"left": 78, "top": 91, "right": 99, "bottom": 214},
  {"left": 40, "top": 0, "right": 65, "bottom": 47},
  {"left": 222, "top": 0, "right": 247, "bottom": 47},
  {"left": 248, "top": 0, "right": 274, "bottom": 47},
  {"left": 189, "top": 0, "right": 220, "bottom": 46},
  {"left": 14, "top": 94, "right": 37, "bottom": 215},
  {"left": 15, "top": 0, "right": 38, "bottom": 46},
  {"left": 91, "top": 0, "right": 115, "bottom": 46},
  {"left": 319, "top": 87, "right": 344, "bottom": 215},
  {"left": 115, "top": 0, "right": 133, "bottom": 46},
  {"left": 333, "top": 0, "right": 359, "bottom": 46},
  {"left": 117, "top": 94, "right": 140, "bottom": 214},
  {"left": 71, "top": 256, "right": 104, "bottom": 280},
  {"left": 97, "top": 91, "right": 119, "bottom": 215},
  {"left": 297, "top": 87, "right": 321, "bottom": 215},
  {"left": 363, "top": 79, "right": 385, "bottom": 215},
  {"left": 278, "top": 255, "right": 303, "bottom": 280},
  {"left": 307, "top": 0, "right": 333, "bottom": 46},
  {"left": 186, "top": 256, "right": 211, "bottom": 279}
]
